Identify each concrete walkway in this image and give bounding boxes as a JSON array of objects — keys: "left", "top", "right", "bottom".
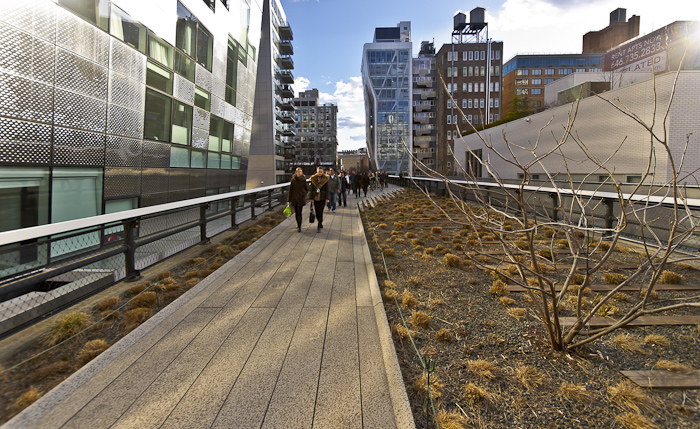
[{"left": 6, "top": 185, "right": 414, "bottom": 429}]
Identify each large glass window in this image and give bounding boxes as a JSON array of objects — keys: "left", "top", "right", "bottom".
[
  {"left": 209, "top": 115, "right": 223, "bottom": 151},
  {"left": 0, "top": 167, "right": 49, "bottom": 233},
  {"left": 191, "top": 150, "right": 206, "bottom": 168},
  {"left": 146, "top": 61, "right": 173, "bottom": 94},
  {"left": 59, "top": 0, "right": 109, "bottom": 31},
  {"left": 226, "top": 38, "right": 238, "bottom": 105},
  {"left": 144, "top": 89, "right": 171, "bottom": 142},
  {"left": 170, "top": 147, "right": 190, "bottom": 167},
  {"left": 197, "top": 26, "right": 213, "bottom": 71},
  {"left": 207, "top": 152, "right": 220, "bottom": 169},
  {"left": 172, "top": 101, "right": 193, "bottom": 146},
  {"left": 110, "top": 5, "right": 146, "bottom": 53},
  {"left": 194, "top": 87, "right": 210, "bottom": 110},
  {"left": 176, "top": 2, "right": 197, "bottom": 57},
  {"left": 174, "top": 50, "right": 195, "bottom": 82},
  {"left": 232, "top": 156, "right": 241, "bottom": 169},
  {"left": 148, "top": 31, "right": 173, "bottom": 69},
  {"left": 222, "top": 121, "right": 234, "bottom": 152}
]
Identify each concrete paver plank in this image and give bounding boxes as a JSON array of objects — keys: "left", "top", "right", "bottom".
[{"left": 261, "top": 306, "right": 328, "bottom": 428}]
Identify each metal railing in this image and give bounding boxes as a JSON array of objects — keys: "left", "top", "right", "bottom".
[
  {"left": 0, "top": 183, "right": 291, "bottom": 337},
  {"left": 389, "top": 175, "right": 700, "bottom": 251}
]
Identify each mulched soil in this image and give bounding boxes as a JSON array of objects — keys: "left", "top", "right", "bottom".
[
  {"left": 0, "top": 211, "right": 286, "bottom": 424},
  {"left": 361, "top": 189, "right": 700, "bottom": 429}
]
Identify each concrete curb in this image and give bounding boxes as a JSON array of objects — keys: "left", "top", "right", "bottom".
[
  {"left": 3, "top": 215, "right": 291, "bottom": 429},
  {"left": 356, "top": 206, "right": 416, "bottom": 428}
]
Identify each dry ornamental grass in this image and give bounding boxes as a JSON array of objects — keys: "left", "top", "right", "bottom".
[
  {"left": 436, "top": 410, "right": 471, "bottom": 429},
  {"left": 410, "top": 310, "right": 430, "bottom": 329},
  {"left": 515, "top": 365, "right": 545, "bottom": 390},
  {"left": 608, "top": 381, "right": 657, "bottom": 414},
  {"left": 467, "top": 359, "right": 498, "bottom": 380}
]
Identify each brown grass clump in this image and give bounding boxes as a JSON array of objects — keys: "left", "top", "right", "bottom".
[
  {"left": 468, "top": 360, "right": 498, "bottom": 380},
  {"left": 184, "top": 270, "right": 200, "bottom": 279},
  {"left": 123, "top": 308, "right": 152, "bottom": 331},
  {"left": 188, "top": 257, "right": 206, "bottom": 265},
  {"left": 393, "top": 324, "right": 411, "bottom": 341},
  {"left": 28, "top": 361, "right": 71, "bottom": 384},
  {"left": 394, "top": 237, "right": 405, "bottom": 245},
  {"left": 639, "top": 288, "right": 659, "bottom": 300},
  {"left": 673, "top": 262, "right": 696, "bottom": 270},
  {"left": 599, "top": 241, "right": 612, "bottom": 251},
  {"left": 237, "top": 241, "right": 251, "bottom": 250},
  {"left": 615, "top": 245, "right": 632, "bottom": 253},
  {"left": 604, "top": 272, "right": 628, "bottom": 285},
  {"left": 184, "top": 278, "right": 200, "bottom": 289},
  {"left": 431, "top": 226, "right": 442, "bottom": 234},
  {"left": 410, "top": 310, "right": 430, "bottom": 329},
  {"left": 559, "top": 381, "right": 593, "bottom": 402},
  {"left": 406, "top": 220, "right": 415, "bottom": 228},
  {"left": 556, "top": 239, "right": 569, "bottom": 249},
  {"left": 436, "top": 410, "right": 471, "bottom": 429},
  {"left": 79, "top": 339, "right": 109, "bottom": 364},
  {"left": 412, "top": 373, "right": 443, "bottom": 405},
  {"left": 393, "top": 222, "right": 405, "bottom": 230},
  {"left": 597, "top": 304, "right": 619, "bottom": 317},
  {"left": 130, "top": 291, "right": 157, "bottom": 309},
  {"left": 384, "top": 280, "right": 397, "bottom": 289},
  {"left": 508, "top": 308, "right": 527, "bottom": 320},
  {"left": 654, "top": 360, "right": 692, "bottom": 373},
  {"left": 659, "top": 270, "right": 683, "bottom": 284},
  {"left": 402, "top": 290, "right": 417, "bottom": 308},
  {"left": 489, "top": 280, "right": 508, "bottom": 297},
  {"left": 515, "top": 240, "right": 530, "bottom": 250},
  {"left": 384, "top": 288, "right": 397, "bottom": 300},
  {"left": 156, "top": 272, "right": 171, "bottom": 280},
  {"left": 383, "top": 247, "right": 396, "bottom": 257},
  {"left": 49, "top": 312, "right": 91, "bottom": 345},
  {"left": 613, "top": 334, "right": 646, "bottom": 354},
  {"left": 612, "top": 292, "right": 630, "bottom": 302},
  {"left": 614, "top": 412, "right": 658, "bottom": 429},
  {"left": 95, "top": 296, "right": 119, "bottom": 312},
  {"left": 608, "top": 381, "right": 657, "bottom": 413},
  {"left": 424, "top": 247, "right": 435, "bottom": 255},
  {"left": 443, "top": 253, "right": 461, "bottom": 267},
  {"left": 411, "top": 238, "right": 424, "bottom": 246},
  {"left": 125, "top": 283, "right": 148, "bottom": 297},
  {"left": 429, "top": 215, "right": 438, "bottom": 221},
  {"left": 499, "top": 297, "right": 516, "bottom": 307},
  {"left": 463, "top": 383, "right": 495, "bottom": 407},
  {"left": 536, "top": 248, "right": 554, "bottom": 261},
  {"left": 643, "top": 335, "right": 669, "bottom": 348},
  {"left": 404, "top": 232, "right": 416, "bottom": 239},
  {"left": 435, "top": 328, "right": 454, "bottom": 343},
  {"left": 8, "top": 387, "right": 42, "bottom": 418},
  {"left": 516, "top": 365, "right": 545, "bottom": 390},
  {"left": 377, "top": 223, "right": 387, "bottom": 229}
]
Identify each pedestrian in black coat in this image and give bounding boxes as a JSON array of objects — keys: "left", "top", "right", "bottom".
[
  {"left": 287, "top": 167, "right": 308, "bottom": 232},
  {"left": 352, "top": 171, "right": 361, "bottom": 196},
  {"left": 308, "top": 167, "right": 329, "bottom": 233},
  {"left": 361, "top": 172, "right": 370, "bottom": 197}
]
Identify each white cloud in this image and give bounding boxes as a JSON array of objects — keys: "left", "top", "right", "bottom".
[
  {"left": 318, "top": 77, "right": 366, "bottom": 151},
  {"left": 291, "top": 76, "right": 310, "bottom": 96}
]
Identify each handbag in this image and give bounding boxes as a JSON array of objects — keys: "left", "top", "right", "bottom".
[{"left": 309, "top": 203, "right": 316, "bottom": 223}]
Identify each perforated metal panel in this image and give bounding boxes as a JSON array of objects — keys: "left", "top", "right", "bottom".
[
  {"left": 55, "top": 8, "right": 109, "bottom": 67},
  {"left": 53, "top": 127, "right": 105, "bottom": 165},
  {"left": 110, "top": 38, "right": 146, "bottom": 83},
  {"left": 0, "top": 22, "right": 55, "bottom": 84},
  {"left": 54, "top": 89, "right": 107, "bottom": 132},
  {"left": 190, "top": 170, "right": 207, "bottom": 189},
  {"left": 224, "top": 103, "right": 236, "bottom": 123},
  {"left": 141, "top": 168, "right": 169, "bottom": 194},
  {"left": 107, "top": 104, "right": 144, "bottom": 138},
  {"left": 0, "top": 0, "right": 56, "bottom": 43},
  {"left": 55, "top": 48, "right": 108, "bottom": 99},
  {"left": 193, "top": 107, "right": 210, "bottom": 130},
  {"left": 106, "top": 136, "right": 142, "bottom": 167},
  {"left": 211, "top": 76, "right": 226, "bottom": 100},
  {"left": 192, "top": 128, "right": 208, "bottom": 150},
  {"left": 141, "top": 192, "right": 168, "bottom": 207},
  {"left": 141, "top": 141, "right": 170, "bottom": 168},
  {"left": 0, "top": 72, "right": 53, "bottom": 123},
  {"left": 167, "top": 189, "right": 190, "bottom": 203},
  {"left": 168, "top": 169, "right": 190, "bottom": 191},
  {"left": 0, "top": 118, "right": 51, "bottom": 164},
  {"left": 211, "top": 96, "right": 225, "bottom": 119},
  {"left": 109, "top": 71, "right": 145, "bottom": 111},
  {"left": 195, "top": 64, "right": 213, "bottom": 93},
  {"left": 104, "top": 167, "right": 141, "bottom": 198},
  {"left": 173, "top": 75, "right": 195, "bottom": 104},
  {"left": 188, "top": 188, "right": 205, "bottom": 199}
]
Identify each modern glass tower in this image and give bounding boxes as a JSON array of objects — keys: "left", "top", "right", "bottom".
[{"left": 361, "top": 22, "right": 413, "bottom": 175}]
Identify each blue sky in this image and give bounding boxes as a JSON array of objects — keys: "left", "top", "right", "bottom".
[{"left": 282, "top": 0, "right": 699, "bottom": 152}]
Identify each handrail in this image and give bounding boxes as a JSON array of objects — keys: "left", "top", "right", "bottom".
[
  {"left": 0, "top": 182, "right": 291, "bottom": 246},
  {"left": 388, "top": 175, "right": 700, "bottom": 208}
]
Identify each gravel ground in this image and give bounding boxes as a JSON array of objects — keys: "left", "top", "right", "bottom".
[{"left": 362, "top": 189, "right": 700, "bottom": 429}]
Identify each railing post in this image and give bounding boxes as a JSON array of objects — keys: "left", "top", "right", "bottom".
[
  {"left": 200, "top": 204, "right": 210, "bottom": 244},
  {"left": 250, "top": 192, "right": 257, "bottom": 220},
  {"left": 230, "top": 197, "right": 238, "bottom": 229},
  {"left": 604, "top": 198, "right": 614, "bottom": 235},
  {"left": 267, "top": 189, "right": 273, "bottom": 211},
  {"left": 550, "top": 192, "right": 559, "bottom": 222},
  {"left": 124, "top": 220, "right": 140, "bottom": 282}
]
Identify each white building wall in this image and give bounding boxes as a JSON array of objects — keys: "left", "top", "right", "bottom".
[
  {"left": 543, "top": 71, "right": 653, "bottom": 107},
  {"left": 456, "top": 71, "right": 700, "bottom": 185}
]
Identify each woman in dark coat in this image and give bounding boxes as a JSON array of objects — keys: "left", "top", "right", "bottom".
[
  {"left": 308, "top": 166, "right": 329, "bottom": 233},
  {"left": 288, "top": 168, "right": 308, "bottom": 232},
  {"left": 361, "top": 172, "right": 370, "bottom": 197}
]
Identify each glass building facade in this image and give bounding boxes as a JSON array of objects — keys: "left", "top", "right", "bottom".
[{"left": 362, "top": 22, "right": 413, "bottom": 175}]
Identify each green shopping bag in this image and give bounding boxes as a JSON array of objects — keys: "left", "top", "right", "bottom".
[{"left": 283, "top": 205, "right": 292, "bottom": 217}]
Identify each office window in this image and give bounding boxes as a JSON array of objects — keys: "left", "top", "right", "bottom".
[
  {"left": 515, "top": 88, "right": 529, "bottom": 95},
  {"left": 544, "top": 78, "right": 554, "bottom": 84},
  {"left": 480, "top": 66, "right": 485, "bottom": 76},
  {"left": 207, "top": 152, "right": 220, "bottom": 169},
  {"left": 58, "top": 0, "right": 109, "bottom": 31},
  {"left": 194, "top": 87, "right": 210, "bottom": 111},
  {"left": 468, "top": 99, "right": 472, "bottom": 108},
  {"left": 148, "top": 32, "right": 173, "bottom": 69},
  {"left": 222, "top": 121, "right": 234, "bottom": 152},
  {"left": 191, "top": 150, "right": 206, "bottom": 168},
  {"left": 495, "top": 82, "right": 499, "bottom": 91},
  {"left": 559, "top": 68, "right": 572, "bottom": 75},
  {"left": 462, "top": 83, "right": 467, "bottom": 91},
  {"left": 447, "top": 131, "right": 451, "bottom": 140},
  {"left": 516, "top": 69, "right": 529, "bottom": 76},
  {"left": 495, "top": 66, "right": 500, "bottom": 76},
  {"left": 176, "top": 2, "right": 197, "bottom": 57},
  {"left": 209, "top": 115, "right": 223, "bottom": 151},
  {"left": 0, "top": 167, "right": 49, "bottom": 237},
  {"left": 462, "top": 67, "right": 467, "bottom": 77},
  {"left": 110, "top": 5, "right": 147, "bottom": 53},
  {"left": 447, "top": 115, "right": 451, "bottom": 124},
  {"left": 480, "top": 51, "right": 485, "bottom": 60},
  {"left": 480, "top": 99, "right": 484, "bottom": 108},
  {"left": 225, "top": 38, "right": 238, "bottom": 105},
  {"left": 174, "top": 50, "right": 195, "bottom": 82},
  {"left": 221, "top": 154, "right": 232, "bottom": 169},
  {"left": 197, "top": 25, "right": 213, "bottom": 71},
  {"left": 468, "top": 83, "right": 472, "bottom": 92},
  {"left": 576, "top": 68, "right": 586, "bottom": 73},
  {"left": 232, "top": 156, "right": 242, "bottom": 169},
  {"left": 516, "top": 78, "right": 529, "bottom": 86},
  {"left": 462, "top": 99, "right": 467, "bottom": 108},
  {"left": 531, "top": 69, "right": 542, "bottom": 75},
  {"left": 146, "top": 61, "right": 173, "bottom": 94},
  {"left": 494, "top": 98, "right": 499, "bottom": 108},
  {"left": 172, "top": 101, "right": 192, "bottom": 146},
  {"left": 545, "top": 69, "right": 554, "bottom": 75},
  {"left": 51, "top": 168, "right": 103, "bottom": 254},
  {"left": 463, "top": 51, "right": 468, "bottom": 61},
  {"left": 144, "top": 89, "right": 171, "bottom": 142},
  {"left": 480, "top": 83, "right": 484, "bottom": 92},
  {"left": 468, "top": 66, "right": 473, "bottom": 76},
  {"left": 447, "top": 51, "right": 452, "bottom": 61},
  {"left": 531, "top": 88, "right": 542, "bottom": 95},
  {"left": 532, "top": 78, "right": 542, "bottom": 85},
  {"left": 170, "top": 147, "right": 190, "bottom": 167}
]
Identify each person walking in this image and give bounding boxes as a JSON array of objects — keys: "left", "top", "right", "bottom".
[
  {"left": 287, "top": 167, "right": 308, "bottom": 233},
  {"left": 361, "top": 171, "right": 370, "bottom": 197},
  {"left": 339, "top": 171, "right": 350, "bottom": 207},
  {"left": 352, "top": 170, "right": 361, "bottom": 197},
  {"left": 326, "top": 168, "right": 340, "bottom": 213},
  {"left": 309, "top": 166, "right": 329, "bottom": 233}
]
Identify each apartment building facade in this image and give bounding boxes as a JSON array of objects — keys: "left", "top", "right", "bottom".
[
  {"left": 292, "top": 89, "right": 338, "bottom": 175},
  {"left": 412, "top": 41, "right": 437, "bottom": 174}
]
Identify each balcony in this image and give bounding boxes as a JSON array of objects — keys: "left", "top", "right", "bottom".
[
  {"left": 420, "top": 90, "right": 436, "bottom": 100},
  {"left": 276, "top": 98, "right": 295, "bottom": 111},
  {"left": 277, "top": 55, "right": 294, "bottom": 70},
  {"left": 280, "top": 125, "right": 296, "bottom": 136},
  {"left": 414, "top": 135, "right": 435, "bottom": 145},
  {"left": 413, "top": 114, "right": 430, "bottom": 124},
  {"left": 279, "top": 41, "right": 293, "bottom": 56},
  {"left": 277, "top": 84, "right": 294, "bottom": 99},
  {"left": 418, "top": 68, "right": 430, "bottom": 77},
  {"left": 416, "top": 77, "right": 432, "bottom": 87},
  {"left": 277, "top": 70, "right": 294, "bottom": 84},
  {"left": 279, "top": 25, "right": 293, "bottom": 41},
  {"left": 414, "top": 102, "right": 431, "bottom": 112},
  {"left": 415, "top": 127, "right": 432, "bottom": 136},
  {"left": 279, "top": 111, "right": 296, "bottom": 124}
]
